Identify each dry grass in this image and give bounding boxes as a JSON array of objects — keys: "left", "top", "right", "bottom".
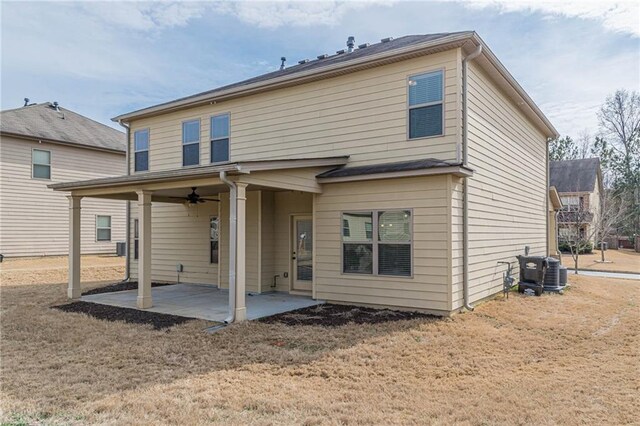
[
  {"left": 0, "top": 255, "right": 125, "bottom": 287},
  {"left": 566, "top": 249, "right": 640, "bottom": 273},
  {"left": 1, "top": 267, "right": 639, "bottom": 425}
]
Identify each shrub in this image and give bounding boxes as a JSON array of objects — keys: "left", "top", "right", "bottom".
[{"left": 559, "top": 241, "right": 593, "bottom": 254}]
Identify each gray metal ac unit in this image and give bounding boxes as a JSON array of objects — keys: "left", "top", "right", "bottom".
[{"left": 116, "top": 242, "right": 126, "bottom": 257}]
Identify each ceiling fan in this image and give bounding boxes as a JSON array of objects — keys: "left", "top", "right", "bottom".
[{"left": 170, "top": 187, "right": 219, "bottom": 204}]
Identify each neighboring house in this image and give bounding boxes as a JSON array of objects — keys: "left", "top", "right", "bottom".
[
  {"left": 549, "top": 158, "right": 603, "bottom": 244},
  {"left": 548, "top": 186, "right": 563, "bottom": 258},
  {"left": 0, "top": 102, "right": 126, "bottom": 257},
  {"left": 51, "top": 32, "right": 558, "bottom": 319}
]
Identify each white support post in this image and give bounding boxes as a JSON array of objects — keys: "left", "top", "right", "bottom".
[
  {"left": 235, "top": 182, "right": 248, "bottom": 321},
  {"left": 137, "top": 190, "right": 153, "bottom": 309},
  {"left": 67, "top": 195, "right": 82, "bottom": 299}
]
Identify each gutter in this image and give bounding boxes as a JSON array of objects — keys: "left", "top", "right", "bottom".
[
  {"left": 461, "top": 44, "right": 483, "bottom": 312},
  {"left": 219, "top": 171, "right": 237, "bottom": 324},
  {"left": 117, "top": 120, "right": 131, "bottom": 282}
]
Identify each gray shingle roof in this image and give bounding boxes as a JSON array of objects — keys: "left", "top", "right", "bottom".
[
  {"left": 316, "top": 158, "right": 463, "bottom": 178},
  {"left": 1, "top": 103, "right": 125, "bottom": 152},
  {"left": 118, "top": 32, "right": 472, "bottom": 118},
  {"left": 550, "top": 158, "right": 601, "bottom": 193}
]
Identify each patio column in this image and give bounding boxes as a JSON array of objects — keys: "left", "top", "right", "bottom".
[
  {"left": 137, "top": 190, "right": 153, "bottom": 309},
  {"left": 234, "top": 182, "right": 248, "bottom": 321},
  {"left": 67, "top": 195, "right": 82, "bottom": 299}
]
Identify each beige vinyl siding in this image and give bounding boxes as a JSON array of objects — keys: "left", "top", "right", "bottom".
[
  {"left": 451, "top": 62, "right": 548, "bottom": 309},
  {"left": 0, "top": 136, "right": 125, "bottom": 257},
  {"left": 129, "top": 201, "right": 219, "bottom": 284},
  {"left": 128, "top": 49, "right": 461, "bottom": 173},
  {"left": 315, "top": 176, "right": 452, "bottom": 312}
]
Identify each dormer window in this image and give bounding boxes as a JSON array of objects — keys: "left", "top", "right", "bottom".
[
  {"left": 182, "top": 119, "right": 200, "bottom": 167},
  {"left": 210, "top": 113, "right": 230, "bottom": 163},
  {"left": 408, "top": 70, "right": 444, "bottom": 139}
]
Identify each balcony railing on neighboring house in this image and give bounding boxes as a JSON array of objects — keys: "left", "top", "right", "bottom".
[{"left": 557, "top": 209, "right": 594, "bottom": 224}]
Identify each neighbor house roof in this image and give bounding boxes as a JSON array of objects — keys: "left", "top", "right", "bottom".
[
  {"left": 112, "top": 32, "right": 558, "bottom": 139},
  {"left": 549, "top": 158, "right": 602, "bottom": 193},
  {"left": 1, "top": 103, "right": 125, "bottom": 153}
]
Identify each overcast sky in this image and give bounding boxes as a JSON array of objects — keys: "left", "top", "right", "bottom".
[{"left": 2, "top": 1, "right": 639, "bottom": 139}]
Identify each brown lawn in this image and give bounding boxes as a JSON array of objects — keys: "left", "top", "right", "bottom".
[
  {"left": 564, "top": 249, "right": 640, "bottom": 274},
  {"left": 1, "top": 260, "right": 639, "bottom": 425}
]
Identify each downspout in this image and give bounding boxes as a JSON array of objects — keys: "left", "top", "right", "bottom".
[
  {"left": 219, "top": 170, "right": 237, "bottom": 324},
  {"left": 462, "top": 44, "right": 482, "bottom": 312},
  {"left": 118, "top": 120, "right": 131, "bottom": 282}
]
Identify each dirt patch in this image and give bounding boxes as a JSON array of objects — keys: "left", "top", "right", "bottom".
[
  {"left": 53, "top": 301, "right": 195, "bottom": 330},
  {"left": 260, "top": 303, "right": 434, "bottom": 327},
  {"left": 82, "top": 281, "right": 175, "bottom": 296}
]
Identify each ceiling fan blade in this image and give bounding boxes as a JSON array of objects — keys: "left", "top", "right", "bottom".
[
  {"left": 168, "top": 196, "right": 188, "bottom": 200},
  {"left": 200, "top": 198, "right": 220, "bottom": 202}
]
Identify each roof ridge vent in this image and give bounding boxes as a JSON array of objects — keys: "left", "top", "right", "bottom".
[
  {"left": 358, "top": 43, "right": 370, "bottom": 49},
  {"left": 317, "top": 54, "right": 328, "bottom": 60},
  {"left": 298, "top": 59, "right": 309, "bottom": 64},
  {"left": 280, "top": 57, "right": 286, "bottom": 70},
  {"left": 381, "top": 37, "right": 394, "bottom": 43},
  {"left": 336, "top": 49, "right": 346, "bottom": 55}
]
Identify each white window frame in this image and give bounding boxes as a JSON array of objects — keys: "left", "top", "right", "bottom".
[
  {"left": 340, "top": 209, "right": 413, "bottom": 278},
  {"left": 133, "top": 128, "right": 150, "bottom": 173},
  {"left": 31, "top": 148, "right": 51, "bottom": 180},
  {"left": 406, "top": 69, "right": 445, "bottom": 140},
  {"left": 182, "top": 119, "right": 201, "bottom": 167},
  {"left": 96, "top": 215, "right": 112, "bottom": 242},
  {"left": 210, "top": 113, "right": 230, "bottom": 164}
]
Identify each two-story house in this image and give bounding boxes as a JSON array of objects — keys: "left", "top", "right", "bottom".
[
  {"left": 51, "top": 32, "right": 558, "bottom": 320},
  {"left": 550, "top": 158, "right": 603, "bottom": 245},
  {"left": 0, "top": 102, "right": 126, "bottom": 257}
]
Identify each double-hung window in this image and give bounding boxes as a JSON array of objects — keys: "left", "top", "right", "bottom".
[
  {"left": 408, "top": 70, "right": 444, "bottom": 139},
  {"left": 32, "top": 149, "right": 51, "bottom": 179},
  {"left": 211, "top": 114, "right": 230, "bottom": 163},
  {"left": 96, "top": 216, "right": 112, "bottom": 242},
  {"left": 134, "top": 129, "right": 149, "bottom": 172},
  {"left": 210, "top": 216, "right": 219, "bottom": 264},
  {"left": 342, "top": 210, "right": 412, "bottom": 277},
  {"left": 182, "top": 119, "right": 200, "bottom": 166}
]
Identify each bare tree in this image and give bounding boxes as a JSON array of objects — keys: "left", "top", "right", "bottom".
[
  {"left": 593, "top": 189, "right": 630, "bottom": 262},
  {"left": 576, "top": 129, "right": 593, "bottom": 159},
  {"left": 558, "top": 197, "right": 597, "bottom": 274}
]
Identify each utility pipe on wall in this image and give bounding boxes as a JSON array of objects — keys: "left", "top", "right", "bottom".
[
  {"left": 219, "top": 170, "right": 237, "bottom": 324},
  {"left": 461, "top": 44, "right": 483, "bottom": 312},
  {"left": 118, "top": 120, "right": 131, "bottom": 282}
]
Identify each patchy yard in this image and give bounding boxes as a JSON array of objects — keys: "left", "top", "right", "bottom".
[
  {"left": 565, "top": 249, "right": 640, "bottom": 273},
  {"left": 1, "top": 262, "right": 639, "bottom": 425}
]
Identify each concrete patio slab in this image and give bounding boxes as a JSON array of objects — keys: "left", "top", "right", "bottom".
[{"left": 81, "top": 284, "right": 324, "bottom": 322}]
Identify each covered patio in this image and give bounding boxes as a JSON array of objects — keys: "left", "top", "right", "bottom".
[
  {"left": 50, "top": 157, "right": 348, "bottom": 323},
  {"left": 82, "top": 284, "right": 324, "bottom": 322}
]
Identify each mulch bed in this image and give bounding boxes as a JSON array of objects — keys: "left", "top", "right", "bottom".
[
  {"left": 82, "top": 281, "right": 174, "bottom": 296},
  {"left": 259, "top": 303, "right": 434, "bottom": 327},
  {"left": 53, "top": 301, "right": 195, "bottom": 330}
]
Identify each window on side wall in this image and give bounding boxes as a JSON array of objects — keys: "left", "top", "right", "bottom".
[
  {"left": 96, "top": 216, "right": 112, "bottom": 242},
  {"left": 210, "top": 216, "right": 219, "bottom": 264},
  {"left": 342, "top": 210, "right": 412, "bottom": 277},
  {"left": 134, "top": 219, "right": 139, "bottom": 260},
  {"left": 182, "top": 119, "right": 200, "bottom": 166},
  {"left": 32, "top": 149, "right": 51, "bottom": 179},
  {"left": 210, "top": 114, "right": 230, "bottom": 163},
  {"left": 134, "top": 129, "right": 149, "bottom": 172},
  {"left": 408, "top": 70, "right": 444, "bottom": 139}
]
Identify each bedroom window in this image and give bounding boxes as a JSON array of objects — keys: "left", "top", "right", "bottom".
[
  {"left": 342, "top": 210, "right": 412, "bottom": 277},
  {"left": 182, "top": 119, "right": 200, "bottom": 166},
  {"left": 408, "top": 70, "right": 444, "bottom": 139},
  {"left": 32, "top": 149, "right": 51, "bottom": 179},
  {"left": 210, "top": 216, "right": 219, "bottom": 264},
  {"left": 96, "top": 216, "right": 112, "bottom": 242},
  {"left": 134, "top": 129, "right": 149, "bottom": 172},
  {"left": 210, "top": 114, "right": 230, "bottom": 163}
]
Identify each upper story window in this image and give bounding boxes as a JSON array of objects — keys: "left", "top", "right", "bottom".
[
  {"left": 134, "top": 129, "right": 149, "bottom": 172},
  {"left": 32, "top": 149, "right": 51, "bottom": 180},
  {"left": 561, "top": 196, "right": 583, "bottom": 211},
  {"left": 211, "top": 114, "right": 230, "bottom": 163},
  {"left": 408, "top": 70, "right": 444, "bottom": 139},
  {"left": 182, "top": 119, "right": 200, "bottom": 167}
]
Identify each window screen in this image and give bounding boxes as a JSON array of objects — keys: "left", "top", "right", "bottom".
[
  {"left": 182, "top": 120, "right": 200, "bottom": 166},
  {"left": 211, "top": 114, "right": 230, "bottom": 163},
  {"left": 408, "top": 70, "right": 444, "bottom": 138},
  {"left": 32, "top": 149, "right": 51, "bottom": 179},
  {"left": 342, "top": 212, "right": 373, "bottom": 274}
]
